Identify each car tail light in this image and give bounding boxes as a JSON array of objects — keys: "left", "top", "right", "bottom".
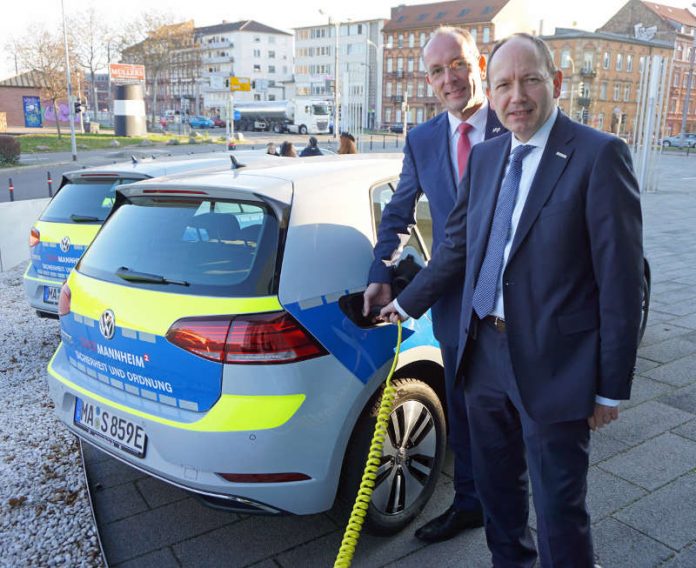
[
  {"left": 58, "top": 284, "right": 71, "bottom": 316},
  {"left": 166, "top": 312, "right": 327, "bottom": 364},
  {"left": 29, "top": 227, "right": 40, "bottom": 247},
  {"left": 216, "top": 472, "right": 311, "bottom": 483}
]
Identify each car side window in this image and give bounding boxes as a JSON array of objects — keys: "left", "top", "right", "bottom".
[{"left": 371, "top": 181, "right": 431, "bottom": 260}]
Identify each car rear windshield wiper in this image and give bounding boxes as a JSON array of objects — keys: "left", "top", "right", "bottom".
[
  {"left": 115, "top": 266, "right": 190, "bottom": 286},
  {"left": 70, "top": 214, "right": 102, "bottom": 223}
]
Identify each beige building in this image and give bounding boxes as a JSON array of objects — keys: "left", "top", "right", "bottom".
[
  {"left": 379, "top": 0, "right": 540, "bottom": 129},
  {"left": 599, "top": 0, "right": 696, "bottom": 136},
  {"left": 544, "top": 28, "right": 672, "bottom": 141}
]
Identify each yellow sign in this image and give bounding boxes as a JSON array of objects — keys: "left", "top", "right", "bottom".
[{"left": 229, "top": 77, "right": 251, "bottom": 92}]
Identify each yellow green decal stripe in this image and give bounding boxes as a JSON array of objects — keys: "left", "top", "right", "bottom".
[
  {"left": 49, "top": 345, "right": 305, "bottom": 431},
  {"left": 24, "top": 263, "right": 61, "bottom": 285},
  {"left": 34, "top": 220, "right": 100, "bottom": 246},
  {"left": 68, "top": 271, "right": 283, "bottom": 336}
]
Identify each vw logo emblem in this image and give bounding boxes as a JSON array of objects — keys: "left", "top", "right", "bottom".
[
  {"left": 59, "top": 236, "right": 71, "bottom": 253},
  {"left": 99, "top": 309, "right": 116, "bottom": 340}
]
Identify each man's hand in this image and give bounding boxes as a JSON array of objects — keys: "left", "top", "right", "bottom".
[
  {"left": 363, "top": 282, "right": 392, "bottom": 318},
  {"left": 587, "top": 403, "right": 619, "bottom": 431},
  {"left": 379, "top": 301, "right": 407, "bottom": 323}
]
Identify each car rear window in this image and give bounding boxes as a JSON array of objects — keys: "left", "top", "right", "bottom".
[
  {"left": 41, "top": 178, "right": 142, "bottom": 223},
  {"left": 77, "top": 196, "right": 280, "bottom": 297}
]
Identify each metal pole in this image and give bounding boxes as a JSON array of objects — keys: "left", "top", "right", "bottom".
[
  {"left": 335, "top": 20, "right": 340, "bottom": 138},
  {"left": 47, "top": 172, "right": 53, "bottom": 197},
  {"left": 61, "top": 0, "right": 77, "bottom": 161},
  {"left": 679, "top": 35, "right": 696, "bottom": 145},
  {"left": 568, "top": 58, "right": 575, "bottom": 120},
  {"left": 8, "top": 178, "right": 14, "bottom": 202}
]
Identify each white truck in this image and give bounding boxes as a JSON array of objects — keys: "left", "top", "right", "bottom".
[{"left": 233, "top": 99, "right": 330, "bottom": 135}]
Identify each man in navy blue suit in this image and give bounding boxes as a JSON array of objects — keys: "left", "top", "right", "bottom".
[
  {"left": 381, "top": 34, "right": 643, "bottom": 566},
  {"left": 363, "top": 26, "right": 505, "bottom": 543}
]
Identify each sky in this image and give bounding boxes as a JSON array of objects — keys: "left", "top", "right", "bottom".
[{"left": 2, "top": 0, "right": 693, "bottom": 80}]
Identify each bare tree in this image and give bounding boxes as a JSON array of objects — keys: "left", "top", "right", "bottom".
[
  {"left": 120, "top": 14, "right": 197, "bottom": 125},
  {"left": 14, "top": 28, "right": 79, "bottom": 138}
]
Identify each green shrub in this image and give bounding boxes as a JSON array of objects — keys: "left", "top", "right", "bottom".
[{"left": 0, "top": 135, "right": 20, "bottom": 165}]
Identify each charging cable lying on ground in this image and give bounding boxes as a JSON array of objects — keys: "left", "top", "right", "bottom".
[{"left": 334, "top": 320, "right": 403, "bottom": 568}]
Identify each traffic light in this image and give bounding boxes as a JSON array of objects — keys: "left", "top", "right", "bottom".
[{"left": 74, "top": 99, "right": 83, "bottom": 114}]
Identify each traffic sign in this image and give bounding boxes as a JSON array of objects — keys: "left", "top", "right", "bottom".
[
  {"left": 229, "top": 77, "right": 251, "bottom": 92},
  {"left": 234, "top": 110, "right": 241, "bottom": 120}
]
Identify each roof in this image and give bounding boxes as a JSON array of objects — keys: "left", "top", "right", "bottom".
[
  {"left": 543, "top": 27, "right": 673, "bottom": 49},
  {"left": 641, "top": 1, "right": 696, "bottom": 29},
  {"left": 382, "top": 0, "right": 509, "bottom": 32},
  {"left": 195, "top": 19, "right": 292, "bottom": 37},
  {"left": 0, "top": 71, "right": 47, "bottom": 88}
]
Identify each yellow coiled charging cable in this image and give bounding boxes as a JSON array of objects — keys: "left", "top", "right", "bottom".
[{"left": 334, "top": 320, "right": 402, "bottom": 568}]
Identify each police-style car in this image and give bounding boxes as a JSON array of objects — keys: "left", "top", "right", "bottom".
[
  {"left": 47, "top": 155, "right": 447, "bottom": 534},
  {"left": 24, "top": 154, "right": 257, "bottom": 317}
]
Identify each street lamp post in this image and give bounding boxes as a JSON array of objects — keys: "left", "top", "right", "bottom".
[
  {"left": 60, "top": 0, "right": 77, "bottom": 161},
  {"left": 568, "top": 57, "right": 575, "bottom": 121},
  {"left": 320, "top": 10, "right": 340, "bottom": 140}
]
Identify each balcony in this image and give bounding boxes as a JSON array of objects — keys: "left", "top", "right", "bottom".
[
  {"left": 577, "top": 96, "right": 592, "bottom": 107},
  {"left": 580, "top": 67, "right": 597, "bottom": 78},
  {"left": 391, "top": 95, "right": 404, "bottom": 103},
  {"left": 203, "top": 55, "right": 233, "bottom": 64}
]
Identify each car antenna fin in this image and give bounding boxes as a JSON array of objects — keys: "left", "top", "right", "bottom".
[
  {"left": 131, "top": 155, "right": 138, "bottom": 164},
  {"left": 230, "top": 155, "right": 246, "bottom": 170}
]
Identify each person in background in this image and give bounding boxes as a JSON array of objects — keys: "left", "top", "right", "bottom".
[
  {"left": 338, "top": 132, "right": 357, "bottom": 154},
  {"left": 279, "top": 141, "right": 297, "bottom": 157},
  {"left": 266, "top": 142, "right": 278, "bottom": 156},
  {"left": 380, "top": 33, "right": 643, "bottom": 567},
  {"left": 300, "top": 136, "right": 323, "bottom": 157},
  {"left": 363, "top": 25, "right": 505, "bottom": 543}
]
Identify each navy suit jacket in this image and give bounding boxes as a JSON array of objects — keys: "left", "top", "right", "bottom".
[
  {"left": 369, "top": 106, "right": 505, "bottom": 348},
  {"left": 397, "top": 112, "right": 644, "bottom": 423}
]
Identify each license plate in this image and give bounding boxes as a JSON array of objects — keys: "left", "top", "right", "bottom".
[
  {"left": 43, "top": 285, "right": 60, "bottom": 305},
  {"left": 74, "top": 398, "right": 147, "bottom": 458}
]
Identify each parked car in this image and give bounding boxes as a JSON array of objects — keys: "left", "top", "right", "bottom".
[
  {"left": 213, "top": 117, "right": 227, "bottom": 128},
  {"left": 661, "top": 133, "right": 696, "bottom": 148},
  {"left": 188, "top": 115, "right": 215, "bottom": 129},
  {"left": 46, "top": 155, "right": 448, "bottom": 534},
  {"left": 23, "top": 154, "right": 276, "bottom": 318}
]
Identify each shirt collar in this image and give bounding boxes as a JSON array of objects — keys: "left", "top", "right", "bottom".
[
  {"left": 448, "top": 100, "right": 489, "bottom": 139},
  {"left": 510, "top": 107, "right": 558, "bottom": 152}
]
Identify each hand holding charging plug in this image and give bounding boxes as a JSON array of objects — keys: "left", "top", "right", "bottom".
[
  {"left": 379, "top": 301, "right": 408, "bottom": 323},
  {"left": 362, "top": 282, "right": 392, "bottom": 322}
]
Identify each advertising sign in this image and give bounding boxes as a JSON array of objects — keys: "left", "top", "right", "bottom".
[
  {"left": 23, "top": 96, "right": 42, "bottom": 127},
  {"left": 109, "top": 63, "right": 146, "bottom": 82}
]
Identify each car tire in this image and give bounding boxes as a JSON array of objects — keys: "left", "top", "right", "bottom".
[
  {"left": 338, "top": 377, "right": 446, "bottom": 536},
  {"left": 273, "top": 123, "right": 283, "bottom": 134},
  {"left": 663, "top": 140, "right": 671, "bottom": 147}
]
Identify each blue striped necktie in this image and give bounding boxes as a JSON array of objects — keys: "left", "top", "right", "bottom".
[{"left": 472, "top": 144, "right": 534, "bottom": 319}]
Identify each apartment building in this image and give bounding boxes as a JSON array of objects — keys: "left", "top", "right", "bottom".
[
  {"left": 294, "top": 19, "right": 385, "bottom": 130},
  {"left": 196, "top": 20, "right": 294, "bottom": 114},
  {"left": 380, "top": 0, "right": 539, "bottom": 129},
  {"left": 599, "top": 0, "right": 696, "bottom": 135},
  {"left": 544, "top": 28, "right": 672, "bottom": 140}
]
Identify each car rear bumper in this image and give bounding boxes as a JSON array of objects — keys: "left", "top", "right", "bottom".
[{"left": 23, "top": 263, "right": 62, "bottom": 314}]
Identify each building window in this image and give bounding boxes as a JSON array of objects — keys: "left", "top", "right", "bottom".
[
  {"left": 397, "top": 57, "right": 403, "bottom": 72},
  {"left": 470, "top": 28, "right": 477, "bottom": 43},
  {"left": 396, "top": 109, "right": 402, "bottom": 123},
  {"left": 417, "top": 81, "right": 425, "bottom": 97},
  {"left": 385, "top": 107, "right": 392, "bottom": 123},
  {"left": 268, "top": 51, "right": 275, "bottom": 59},
  {"left": 398, "top": 33, "right": 403, "bottom": 48},
  {"left": 623, "top": 83, "right": 631, "bottom": 101},
  {"left": 674, "top": 72, "right": 681, "bottom": 87},
  {"left": 416, "top": 108, "right": 424, "bottom": 123},
  {"left": 483, "top": 27, "right": 490, "bottom": 43},
  {"left": 626, "top": 54, "right": 633, "bottom": 72},
  {"left": 616, "top": 53, "right": 623, "bottom": 71},
  {"left": 613, "top": 83, "right": 620, "bottom": 101},
  {"left": 408, "top": 57, "right": 414, "bottom": 72},
  {"left": 386, "top": 82, "right": 392, "bottom": 97},
  {"left": 582, "top": 51, "right": 594, "bottom": 70},
  {"left": 560, "top": 79, "right": 570, "bottom": 99},
  {"left": 254, "top": 49, "right": 261, "bottom": 57},
  {"left": 387, "top": 35, "right": 393, "bottom": 49},
  {"left": 560, "top": 49, "right": 571, "bottom": 69},
  {"left": 358, "top": 24, "right": 363, "bottom": 35},
  {"left": 254, "top": 36, "right": 261, "bottom": 43},
  {"left": 603, "top": 52, "right": 610, "bottom": 69},
  {"left": 253, "top": 64, "right": 261, "bottom": 72},
  {"left": 387, "top": 58, "right": 393, "bottom": 73},
  {"left": 409, "top": 33, "right": 415, "bottom": 48},
  {"left": 396, "top": 82, "right": 402, "bottom": 96},
  {"left": 600, "top": 81, "right": 608, "bottom": 100},
  {"left": 268, "top": 65, "right": 276, "bottom": 74},
  {"left": 420, "top": 32, "right": 427, "bottom": 47}
]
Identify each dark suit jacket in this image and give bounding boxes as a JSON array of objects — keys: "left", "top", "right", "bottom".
[
  {"left": 369, "top": 106, "right": 505, "bottom": 348},
  {"left": 397, "top": 112, "right": 644, "bottom": 423}
]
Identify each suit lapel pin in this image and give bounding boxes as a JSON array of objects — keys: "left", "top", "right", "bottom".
[
  {"left": 555, "top": 151, "right": 567, "bottom": 159},
  {"left": 492, "top": 127, "right": 501, "bottom": 133}
]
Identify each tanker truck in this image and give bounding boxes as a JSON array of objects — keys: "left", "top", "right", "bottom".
[{"left": 233, "top": 99, "right": 330, "bottom": 134}]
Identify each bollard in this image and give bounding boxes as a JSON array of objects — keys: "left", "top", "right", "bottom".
[
  {"left": 8, "top": 177, "right": 14, "bottom": 202},
  {"left": 47, "top": 171, "right": 53, "bottom": 197},
  {"left": 382, "top": 135, "right": 386, "bottom": 149},
  {"left": 370, "top": 136, "right": 373, "bottom": 151},
  {"left": 395, "top": 135, "right": 399, "bottom": 148}
]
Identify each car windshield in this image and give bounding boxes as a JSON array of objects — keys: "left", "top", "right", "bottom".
[
  {"left": 77, "top": 196, "right": 280, "bottom": 297},
  {"left": 312, "top": 105, "right": 329, "bottom": 115},
  {"left": 41, "top": 178, "right": 140, "bottom": 223}
]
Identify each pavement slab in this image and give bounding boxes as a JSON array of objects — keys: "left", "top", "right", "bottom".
[
  {"left": 600, "top": 400, "right": 694, "bottom": 446},
  {"left": 592, "top": 518, "right": 674, "bottom": 568},
  {"left": 661, "top": 543, "right": 696, "bottom": 568},
  {"left": 673, "top": 419, "right": 696, "bottom": 442},
  {"left": 644, "top": 354, "right": 696, "bottom": 387},
  {"left": 636, "top": 336, "right": 696, "bottom": 364}
]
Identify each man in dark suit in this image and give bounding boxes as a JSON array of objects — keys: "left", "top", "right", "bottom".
[
  {"left": 380, "top": 33, "right": 643, "bottom": 566},
  {"left": 363, "top": 26, "right": 505, "bottom": 543}
]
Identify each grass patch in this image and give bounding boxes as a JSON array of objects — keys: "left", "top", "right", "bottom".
[{"left": 17, "top": 132, "right": 222, "bottom": 153}]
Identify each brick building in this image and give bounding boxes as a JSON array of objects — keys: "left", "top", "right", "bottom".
[
  {"left": 543, "top": 28, "right": 672, "bottom": 141},
  {"left": 379, "top": 0, "right": 539, "bottom": 129},
  {"left": 599, "top": 0, "right": 696, "bottom": 135}
]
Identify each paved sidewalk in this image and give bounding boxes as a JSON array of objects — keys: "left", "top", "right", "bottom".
[{"left": 84, "top": 152, "right": 696, "bottom": 568}]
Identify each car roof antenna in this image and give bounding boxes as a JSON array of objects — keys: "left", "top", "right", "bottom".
[
  {"left": 230, "top": 155, "right": 246, "bottom": 170},
  {"left": 131, "top": 155, "right": 139, "bottom": 164}
]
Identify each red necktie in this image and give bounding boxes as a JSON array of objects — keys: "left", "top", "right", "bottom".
[{"left": 457, "top": 122, "right": 473, "bottom": 181}]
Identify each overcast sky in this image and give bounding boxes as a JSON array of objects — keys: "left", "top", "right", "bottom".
[{"left": 2, "top": 0, "right": 693, "bottom": 80}]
